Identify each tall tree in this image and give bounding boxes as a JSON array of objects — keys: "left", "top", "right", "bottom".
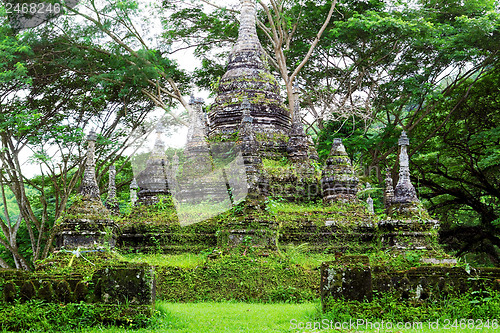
[
  {"left": 412, "top": 64, "right": 500, "bottom": 263},
  {"left": 0, "top": 11, "right": 162, "bottom": 268},
  {"left": 58, "top": 0, "right": 193, "bottom": 125}
]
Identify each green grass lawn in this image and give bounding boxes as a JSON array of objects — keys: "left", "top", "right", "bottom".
[{"left": 72, "top": 301, "right": 499, "bottom": 333}]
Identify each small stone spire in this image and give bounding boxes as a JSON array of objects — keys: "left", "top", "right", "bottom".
[
  {"left": 187, "top": 97, "right": 207, "bottom": 153},
  {"left": 108, "top": 166, "right": 117, "bottom": 199},
  {"left": 321, "top": 138, "right": 359, "bottom": 203},
  {"left": 136, "top": 123, "right": 170, "bottom": 205},
  {"left": 393, "top": 131, "right": 419, "bottom": 204},
  {"left": 384, "top": 167, "right": 394, "bottom": 210},
  {"left": 189, "top": 95, "right": 207, "bottom": 138},
  {"left": 80, "top": 129, "right": 100, "bottom": 200},
  {"left": 105, "top": 165, "right": 120, "bottom": 215},
  {"left": 151, "top": 123, "right": 167, "bottom": 159},
  {"left": 130, "top": 178, "right": 139, "bottom": 206},
  {"left": 55, "top": 129, "right": 116, "bottom": 250},
  {"left": 184, "top": 96, "right": 212, "bottom": 177}
]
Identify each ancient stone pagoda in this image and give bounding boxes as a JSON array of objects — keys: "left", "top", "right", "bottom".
[
  {"left": 136, "top": 124, "right": 171, "bottom": 205},
  {"left": 386, "top": 131, "right": 421, "bottom": 216},
  {"left": 208, "top": 0, "right": 290, "bottom": 143},
  {"left": 55, "top": 130, "right": 117, "bottom": 249},
  {"left": 380, "top": 131, "right": 439, "bottom": 249},
  {"left": 321, "top": 138, "right": 359, "bottom": 203},
  {"left": 117, "top": 0, "right": 438, "bottom": 253}
]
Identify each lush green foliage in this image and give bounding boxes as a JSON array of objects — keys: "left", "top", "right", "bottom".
[
  {"left": 0, "top": 0, "right": 165, "bottom": 269},
  {"left": 2, "top": 250, "right": 499, "bottom": 332},
  {"left": 323, "top": 290, "right": 500, "bottom": 324},
  {"left": 0, "top": 300, "right": 151, "bottom": 331},
  {"left": 3, "top": 291, "right": 499, "bottom": 332}
]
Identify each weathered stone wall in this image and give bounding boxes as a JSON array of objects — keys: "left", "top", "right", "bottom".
[
  {"left": 321, "top": 256, "right": 500, "bottom": 311},
  {"left": 0, "top": 264, "right": 155, "bottom": 315},
  {"left": 279, "top": 223, "right": 376, "bottom": 253}
]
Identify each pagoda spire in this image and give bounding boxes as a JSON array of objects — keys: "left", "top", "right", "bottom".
[
  {"left": 384, "top": 167, "right": 394, "bottom": 210},
  {"left": 231, "top": 0, "right": 261, "bottom": 56},
  {"left": 80, "top": 129, "right": 100, "bottom": 200},
  {"left": 393, "top": 131, "right": 419, "bottom": 204}
]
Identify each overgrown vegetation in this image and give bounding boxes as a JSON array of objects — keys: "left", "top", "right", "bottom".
[
  {"left": 323, "top": 291, "right": 500, "bottom": 325},
  {"left": 154, "top": 253, "right": 318, "bottom": 303},
  {"left": 0, "top": 301, "right": 152, "bottom": 331}
]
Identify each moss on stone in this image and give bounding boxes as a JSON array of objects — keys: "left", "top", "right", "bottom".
[
  {"left": 207, "top": 131, "right": 240, "bottom": 143},
  {"left": 255, "top": 132, "right": 289, "bottom": 143}
]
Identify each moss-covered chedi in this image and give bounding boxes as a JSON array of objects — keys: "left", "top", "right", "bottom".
[
  {"left": 208, "top": 0, "right": 290, "bottom": 138},
  {"left": 54, "top": 130, "right": 117, "bottom": 250},
  {"left": 321, "top": 138, "right": 359, "bottom": 203},
  {"left": 136, "top": 124, "right": 171, "bottom": 205}
]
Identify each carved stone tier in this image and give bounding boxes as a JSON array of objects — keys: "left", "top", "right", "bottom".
[
  {"left": 378, "top": 218, "right": 439, "bottom": 250},
  {"left": 321, "top": 138, "right": 359, "bottom": 203},
  {"left": 208, "top": 0, "right": 290, "bottom": 138}
]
